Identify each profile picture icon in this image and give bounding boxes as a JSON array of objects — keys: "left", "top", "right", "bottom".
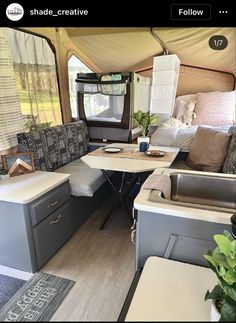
[{"left": 6, "top": 3, "right": 24, "bottom": 21}]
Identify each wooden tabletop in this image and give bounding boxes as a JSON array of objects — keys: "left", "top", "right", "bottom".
[{"left": 81, "top": 144, "right": 180, "bottom": 173}]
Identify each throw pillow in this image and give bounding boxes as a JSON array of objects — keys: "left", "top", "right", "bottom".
[
  {"left": 186, "top": 126, "right": 232, "bottom": 172},
  {"left": 182, "top": 100, "right": 196, "bottom": 125},
  {"left": 172, "top": 94, "right": 196, "bottom": 121},
  {"left": 192, "top": 90, "right": 235, "bottom": 126},
  {"left": 222, "top": 126, "right": 236, "bottom": 174}
]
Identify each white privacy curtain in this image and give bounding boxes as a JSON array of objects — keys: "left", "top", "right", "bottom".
[
  {"left": 0, "top": 29, "right": 24, "bottom": 151},
  {"left": 68, "top": 55, "right": 92, "bottom": 118},
  {"left": 6, "top": 28, "right": 62, "bottom": 130}
]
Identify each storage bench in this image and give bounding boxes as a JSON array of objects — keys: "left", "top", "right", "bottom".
[{"left": 17, "top": 120, "right": 111, "bottom": 231}]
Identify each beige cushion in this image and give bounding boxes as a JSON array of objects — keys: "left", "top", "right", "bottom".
[
  {"left": 55, "top": 159, "right": 109, "bottom": 197},
  {"left": 186, "top": 126, "right": 231, "bottom": 172}
]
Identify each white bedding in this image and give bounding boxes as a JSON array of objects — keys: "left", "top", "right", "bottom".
[{"left": 150, "top": 119, "right": 232, "bottom": 151}]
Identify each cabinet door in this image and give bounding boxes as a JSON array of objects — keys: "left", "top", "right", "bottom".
[
  {"left": 33, "top": 201, "right": 72, "bottom": 269},
  {"left": 30, "top": 182, "right": 70, "bottom": 226}
]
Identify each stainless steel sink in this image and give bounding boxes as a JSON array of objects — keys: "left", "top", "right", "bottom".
[{"left": 149, "top": 172, "right": 236, "bottom": 213}]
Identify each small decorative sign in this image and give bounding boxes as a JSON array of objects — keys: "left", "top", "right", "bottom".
[{"left": 1, "top": 152, "right": 35, "bottom": 177}]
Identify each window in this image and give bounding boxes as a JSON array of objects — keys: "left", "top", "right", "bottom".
[
  {"left": 6, "top": 28, "right": 62, "bottom": 131},
  {"left": 0, "top": 28, "right": 24, "bottom": 151},
  {"left": 68, "top": 55, "right": 92, "bottom": 118}
]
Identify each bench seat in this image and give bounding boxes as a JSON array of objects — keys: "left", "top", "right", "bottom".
[
  {"left": 17, "top": 121, "right": 112, "bottom": 231},
  {"left": 55, "top": 159, "right": 108, "bottom": 197}
]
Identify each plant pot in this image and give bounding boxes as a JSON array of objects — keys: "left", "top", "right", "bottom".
[
  {"left": 137, "top": 136, "right": 150, "bottom": 145},
  {"left": 211, "top": 301, "right": 220, "bottom": 321},
  {"left": 0, "top": 174, "right": 10, "bottom": 180}
]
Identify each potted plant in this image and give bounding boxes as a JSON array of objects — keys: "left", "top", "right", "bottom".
[
  {"left": 204, "top": 230, "right": 236, "bottom": 321},
  {"left": 0, "top": 169, "right": 9, "bottom": 180},
  {"left": 132, "top": 110, "right": 158, "bottom": 145}
]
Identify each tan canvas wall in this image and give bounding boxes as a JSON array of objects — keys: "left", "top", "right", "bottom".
[
  {"left": 21, "top": 27, "right": 236, "bottom": 122},
  {"left": 177, "top": 66, "right": 235, "bottom": 96}
]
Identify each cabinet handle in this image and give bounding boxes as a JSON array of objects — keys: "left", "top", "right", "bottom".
[
  {"left": 131, "top": 230, "right": 136, "bottom": 244},
  {"left": 50, "top": 214, "right": 62, "bottom": 225},
  {"left": 48, "top": 200, "right": 59, "bottom": 208}
]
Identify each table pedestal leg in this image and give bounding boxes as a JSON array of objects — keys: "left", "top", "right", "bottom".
[{"left": 100, "top": 170, "right": 133, "bottom": 229}]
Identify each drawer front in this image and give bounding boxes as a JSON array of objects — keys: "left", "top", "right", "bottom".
[
  {"left": 33, "top": 201, "right": 72, "bottom": 269},
  {"left": 30, "top": 181, "right": 70, "bottom": 226}
]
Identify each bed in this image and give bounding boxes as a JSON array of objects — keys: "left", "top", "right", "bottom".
[{"left": 150, "top": 90, "right": 236, "bottom": 151}]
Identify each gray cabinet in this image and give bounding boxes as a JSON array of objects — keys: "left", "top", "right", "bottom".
[
  {"left": 0, "top": 180, "right": 72, "bottom": 273},
  {"left": 30, "top": 182, "right": 70, "bottom": 226},
  {"left": 33, "top": 202, "right": 72, "bottom": 268},
  {"left": 135, "top": 210, "right": 231, "bottom": 271}
]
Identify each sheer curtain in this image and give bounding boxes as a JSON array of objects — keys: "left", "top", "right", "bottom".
[
  {"left": 0, "top": 28, "right": 24, "bottom": 152},
  {"left": 6, "top": 28, "right": 62, "bottom": 131},
  {"left": 68, "top": 55, "right": 92, "bottom": 118}
]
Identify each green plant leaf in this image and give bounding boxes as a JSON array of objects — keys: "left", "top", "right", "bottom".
[
  {"left": 204, "top": 254, "right": 218, "bottom": 271},
  {"left": 220, "top": 297, "right": 236, "bottom": 321},
  {"left": 223, "top": 284, "right": 236, "bottom": 301},
  {"left": 223, "top": 230, "right": 234, "bottom": 242},
  {"left": 226, "top": 257, "right": 236, "bottom": 269},
  {"left": 219, "top": 264, "right": 227, "bottom": 278},
  {"left": 214, "top": 235, "right": 231, "bottom": 257},
  {"left": 133, "top": 110, "right": 158, "bottom": 137},
  {"left": 224, "top": 269, "right": 236, "bottom": 285},
  {"left": 212, "top": 248, "right": 230, "bottom": 269},
  {"left": 141, "top": 114, "right": 149, "bottom": 127},
  {"left": 150, "top": 114, "right": 158, "bottom": 124},
  {"left": 205, "top": 285, "right": 223, "bottom": 301},
  {"left": 230, "top": 240, "right": 236, "bottom": 259},
  {"left": 133, "top": 111, "right": 143, "bottom": 125}
]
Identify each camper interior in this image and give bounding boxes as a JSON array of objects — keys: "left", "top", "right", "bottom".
[{"left": 0, "top": 26, "right": 236, "bottom": 322}]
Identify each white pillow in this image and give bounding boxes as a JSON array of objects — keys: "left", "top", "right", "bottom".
[
  {"left": 150, "top": 125, "right": 198, "bottom": 150},
  {"left": 173, "top": 94, "right": 197, "bottom": 120},
  {"left": 150, "top": 127, "right": 179, "bottom": 146}
]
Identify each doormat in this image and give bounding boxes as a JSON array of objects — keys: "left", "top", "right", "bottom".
[
  {"left": 0, "top": 274, "right": 26, "bottom": 310},
  {"left": 0, "top": 272, "right": 75, "bottom": 321}
]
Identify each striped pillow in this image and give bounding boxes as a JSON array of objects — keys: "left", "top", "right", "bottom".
[{"left": 192, "top": 91, "right": 235, "bottom": 126}]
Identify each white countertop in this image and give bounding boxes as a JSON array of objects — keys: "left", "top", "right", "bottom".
[
  {"left": 125, "top": 256, "right": 217, "bottom": 321},
  {"left": 0, "top": 171, "right": 70, "bottom": 204},
  {"left": 134, "top": 168, "right": 236, "bottom": 224},
  {"left": 82, "top": 143, "right": 180, "bottom": 173}
]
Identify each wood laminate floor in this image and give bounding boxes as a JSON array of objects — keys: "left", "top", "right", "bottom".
[{"left": 42, "top": 200, "right": 136, "bottom": 322}]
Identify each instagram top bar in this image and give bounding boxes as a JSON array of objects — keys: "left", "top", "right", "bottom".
[{"left": 0, "top": 1, "right": 235, "bottom": 27}]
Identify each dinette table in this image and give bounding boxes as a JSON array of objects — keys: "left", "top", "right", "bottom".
[{"left": 81, "top": 143, "right": 179, "bottom": 228}]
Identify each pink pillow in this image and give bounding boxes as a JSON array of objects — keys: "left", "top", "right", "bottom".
[{"left": 192, "top": 91, "right": 235, "bottom": 126}]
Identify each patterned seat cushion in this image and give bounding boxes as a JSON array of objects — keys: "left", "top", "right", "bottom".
[
  {"left": 222, "top": 126, "right": 236, "bottom": 174},
  {"left": 17, "top": 121, "right": 89, "bottom": 171}
]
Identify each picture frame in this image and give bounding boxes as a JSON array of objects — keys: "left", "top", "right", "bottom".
[{"left": 1, "top": 152, "right": 35, "bottom": 177}]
